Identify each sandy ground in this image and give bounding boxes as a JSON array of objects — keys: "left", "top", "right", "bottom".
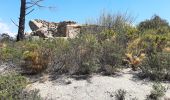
[
  {"left": 0, "top": 63, "right": 16, "bottom": 75},
  {"left": 26, "top": 68, "right": 170, "bottom": 100}
]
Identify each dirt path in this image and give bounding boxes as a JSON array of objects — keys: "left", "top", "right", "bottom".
[{"left": 27, "top": 68, "right": 170, "bottom": 100}]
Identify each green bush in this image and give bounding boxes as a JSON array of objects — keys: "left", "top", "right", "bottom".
[
  {"left": 84, "top": 12, "right": 137, "bottom": 48},
  {"left": 0, "top": 39, "right": 58, "bottom": 74},
  {"left": 0, "top": 74, "right": 42, "bottom": 100},
  {"left": 52, "top": 34, "right": 101, "bottom": 75},
  {"left": 49, "top": 38, "right": 72, "bottom": 74},
  {"left": 50, "top": 33, "right": 125, "bottom": 75},
  {"left": 16, "top": 39, "right": 57, "bottom": 74},
  {"left": 115, "top": 25, "right": 139, "bottom": 48},
  {"left": 127, "top": 33, "right": 168, "bottom": 56},
  {"left": 146, "top": 83, "right": 167, "bottom": 100},
  {"left": 11, "top": 33, "right": 125, "bottom": 75},
  {"left": 138, "top": 15, "right": 170, "bottom": 34},
  {"left": 0, "top": 74, "right": 27, "bottom": 100},
  {"left": 97, "top": 29, "right": 115, "bottom": 42},
  {"left": 141, "top": 32, "right": 167, "bottom": 53},
  {"left": 0, "top": 43, "right": 22, "bottom": 63},
  {"left": 100, "top": 40, "right": 125, "bottom": 74},
  {"left": 140, "top": 52, "right": 170, "bottom": 81},
  {"left": 71, "top": 34, "right": 101, "bottom": 74}
]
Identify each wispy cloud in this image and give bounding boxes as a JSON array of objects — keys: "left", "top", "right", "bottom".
[
  {"left": 0, "top": 22, "right": 11, "bottom": 33},
  {"left": 0, "top": 19, "right": 17, "bottom": 37}
]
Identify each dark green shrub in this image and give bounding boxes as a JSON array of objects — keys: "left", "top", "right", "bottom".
[
  {"left": 0, "top": 74, "right": 27, "bottom": 100},
  {"left": 0, "top": 74, "right": 42, "bottom": 100},
  {"left": 97, "top": 29, "right": 115, "bottom": 42},
  {"left": 138, "top": 15, "right": 170, "bottom": 34},
  {"left": 49, "top": 33, "right": 125, "bottom": 75},
  {"left": 0, "top": 33, "right": 13, "bottom": 42},
  {"left": 18, "top": 39, "right": 57, "bottom": 74},
  {"left": 71, "top": 34, "right": 101, "bottom": 74},
  {"left": 52, "top": 34, "right": 101, "bottom": 75},
  {"left": 100, "top": 40, "right": 125, "bottom": 74},
  {"left": 97, "top": 12, "right": 137, "bottom": 48},
  {"left": 0, "top": 43, "right": 22, "bottom": 63},
  {"left": 146, "top": 83, "right": 166, "bottom": 100},
  {"left": 115, "top": 25, "right": 139, "bottom": 48},
  {"left": 141, "top": 32, "right": 167, "bottom": 54},
  {"left": 140, "top": 52, "right": 170, "bottom": 81},
  {"left": 127, "top": 33, "right": 168, "bottom": 56},
  {"left": 49, "top": 38, "right": 72, "bottom": 74},
  {"left": 84, "top": 12, "right": 137, "bottom": 47}
]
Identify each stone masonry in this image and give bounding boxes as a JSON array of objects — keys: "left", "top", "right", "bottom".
[{"left": 28, "top": 19, "right": 81, "bottom": 38}]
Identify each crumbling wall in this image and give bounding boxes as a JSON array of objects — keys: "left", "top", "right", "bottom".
[
  {"left": 67, "top": 24, "right": 81, "bottom": 38},
  {"left": 29, "top": 20, "right": 81, "bottom": 38},
  {"left": 80, "top": 25, "right": 105, "bottom": 34}
]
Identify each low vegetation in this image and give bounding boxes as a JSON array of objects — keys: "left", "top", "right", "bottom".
[
  {"left": 140, "top": 52, "right": 170, "bottom": 81},
  {"left": 1, "top": 13, "right": 170, "bottom": 78},
  {"left": 0, "top": 74, "right": 27, "bottom": 99},
  {"left": 146, "top": 83, "right": 167, "bottom": 100},
  {"left": 0, "top": 74, "right": 41, "bottom": 100},
  {"left": 1, "top": 12, "right": 170, "bottom": 99},
  {"left": 115, "top": 89, "right": 127, "bottom": 100}
]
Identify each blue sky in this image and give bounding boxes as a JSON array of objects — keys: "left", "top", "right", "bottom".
[{"left": 0, "top": 0, "right": 170, "bottom": 36}]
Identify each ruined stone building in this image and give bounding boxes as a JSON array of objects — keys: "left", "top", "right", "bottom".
[{"left": 28, "top": 19, "right": 81, "bottom": 38}]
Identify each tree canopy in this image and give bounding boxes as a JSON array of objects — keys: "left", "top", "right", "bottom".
[{"left": 138, "top": 15, "right": 170, "bottom": 34}]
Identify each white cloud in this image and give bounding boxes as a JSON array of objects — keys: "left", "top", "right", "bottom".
[
  {"left": 0, "top": 19, "right": 17, "bottom": 37},
  {"left": 0, "top": 18, "right": 31, "bottom": 38},
  {"left": 0, "top": 22, "right": 11, "bottom": 33}
]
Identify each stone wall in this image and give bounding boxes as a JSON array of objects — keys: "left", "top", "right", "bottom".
[
  {"left": 80, "top": 25, "right": 106, "bottom": 34},
  {"left": 28, "top": 19, "right": 81, "bottom": 38},
  {"left": 67, "top": 24, "right": 81, "bottom": 38}
]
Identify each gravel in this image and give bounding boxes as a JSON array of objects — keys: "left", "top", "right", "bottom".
[{"left": 26, "top": 68, "right": 170, "bottom": 100}]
